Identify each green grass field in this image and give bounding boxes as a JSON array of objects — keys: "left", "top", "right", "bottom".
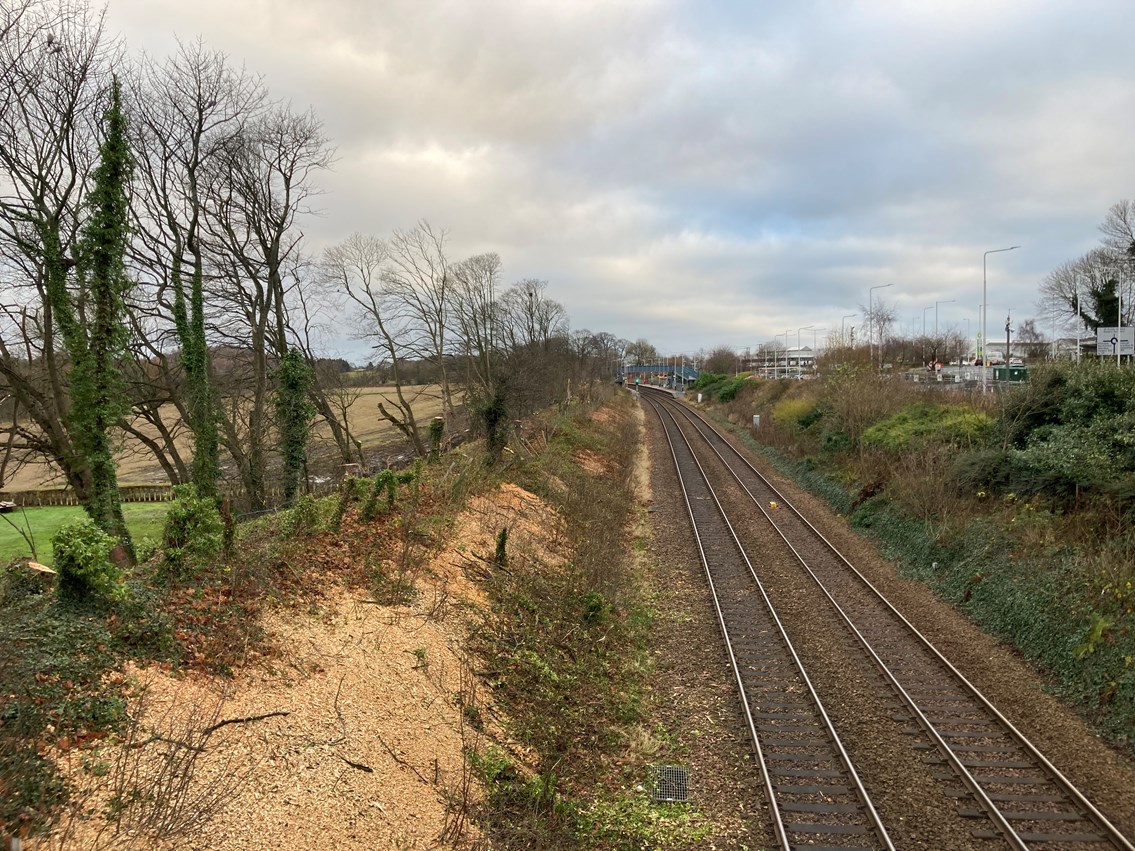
[{"left": 0, "top": 503, "right": 169, "bottom": 565}]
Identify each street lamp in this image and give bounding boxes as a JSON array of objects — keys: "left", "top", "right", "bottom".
[
  {"left": 796, "top": 326, "right": 813, "bottom": 376},
  {"left": 868, "top": 284, "right": 893, "bottom": 369},
  {"left": 922, "top": 306, "right": 934, "bottom": 336},
  {"left": 796, "top": 325, "right": 813, "bottom": 350},
  {"left": 841, "top": 313, "right": 856, "bottom": 336},
  {"left": 982, "top": 246, "right": 1019, "bottom": 393},
  {"left": 934, "top": 299, "right": 955, "bottom": 337}
]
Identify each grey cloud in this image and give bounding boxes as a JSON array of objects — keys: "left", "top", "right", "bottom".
[{"left": 106, "top": 0, "right": 1135, "bottom": 355}]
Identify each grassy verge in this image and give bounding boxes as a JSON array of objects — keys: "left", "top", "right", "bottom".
[
  {"left": 469, "top": 389, "right": 714, "bottom": 849},
  {"left": 0, "top": 503, "right": 169, "bottom": 564}
]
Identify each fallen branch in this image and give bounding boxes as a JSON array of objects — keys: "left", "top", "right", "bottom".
[
  {"left": 339, "top": 755, "right": 374, "bottom": 773},
  {"left": 202, "top": 710, "right": 290, "bottom": 736},
  {"left": 376, "top": 731, "right": 431, "bottom": 785}
]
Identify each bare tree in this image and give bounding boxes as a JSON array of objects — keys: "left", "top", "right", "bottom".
[
  {"left": 1014, "top": 318, "right": 1049, "bottom": 361},
  {"left": 128, "top": 38, "right": 267, "bottom": 497},
  {"left": 704, "top": 345, "right": 737, "bottom": 375},
  {"left": 0, "top": 0, "right": 115, "bottom": 501},
  {"left": 289, "top": 268, "right": 366, "bottom": 468},
  {"left": 1100, "top": 199, "right": 1135, "bottom": 257},
  {"left": 624, "top": 338, "right": 659, "bottom": 365},
  {"left": 863, "top": 300, "right": 896, "bottom": 368},
  {"left": 201, "top": 105, "right": 333, "bottom": 509},
  {"left": 449, "top": 251, "right": 502, "bottom": 398},
  {"left": 500, "top": 278, "right": 567, "bottom": 351},
  {"left": 381, "top": 221, "right": 454, "bottom": 427},
  {"left": 1039, "top": 247, "right": 1132, "bottom": 334},
  {"left": 325, "top": 233, "right": 427, "bottom": 458}
]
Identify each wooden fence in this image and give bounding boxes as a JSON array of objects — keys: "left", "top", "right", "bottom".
[{"left": 0, "top": 480, "right": 344, "bottom": 510}]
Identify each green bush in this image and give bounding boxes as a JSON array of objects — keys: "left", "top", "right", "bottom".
[
  {"left": 693, "top": 372, "right": 728, "bottom": 390},
  {"left": 428, "top": 416, "right": 445, "bottom": 459},
  {"left": 360, "top": 469, "right": 397, "bottom": 522},
  {"left": 820, "top": 428, "right": 852, "bottom": 454},
  {"left": 772, "top": 397, "right": 818, "bottom": 431},
  {"left": 161, "top": 484, "right": 223, "bottom": 576},
  {"left": 284, "top": 494, "right": 321, "bottom": 537},
  {"left": 950, "top": 448, "right": 1017, "bottom": 495},
  {"left": 717, "top": 375, "right": 749, "bottom": 402},
  {"left": 329, "top": 478, "right": 355, "bottom": 532},
  {"left": 52, "top": 519, "right": 123, "bottom": 601},
  {"left": 862, "top": 402, "right": 992, "bottom": 453}
]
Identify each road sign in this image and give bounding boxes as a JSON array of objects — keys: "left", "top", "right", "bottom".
[{"left": 1095, "top": 327, "right": 1134, "bottom": 356}]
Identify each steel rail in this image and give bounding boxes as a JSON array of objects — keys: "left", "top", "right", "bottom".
[
  {"left": 646, "top": 387, "right": 1134, "bottom": 851},
  {"left": 645, "top": 390, "right": 894, "bottom": 851}
]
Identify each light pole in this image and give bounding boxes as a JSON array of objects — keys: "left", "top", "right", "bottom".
[
  {"left": 1076, "top": 281, "right": 1082, "bottom": 364},
  {"left": 922, "top": 306, "right": 934, "bottom": 336},
  {"left": 796, "top": 326, "right": 813, "bottom": 375},
  {"left": 982, "top": 245, "right": 1019, "bottom": 393},
  {"left": 841, "top": 313, "right": 856, "bottom": 338},
  {"left": 868, "top": 283, "right": 893, "bottom": 369},
  {"left": 810, "top": 327, "right": 826, "bottom": 372}
]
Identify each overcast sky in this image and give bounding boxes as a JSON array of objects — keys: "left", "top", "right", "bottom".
[{"left": 106, "top": 0, "right": 1135, "bottom": 361}]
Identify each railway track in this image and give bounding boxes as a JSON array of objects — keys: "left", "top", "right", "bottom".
[{"left": 639, "top": 385, "right": 1134, "bottom": 851}]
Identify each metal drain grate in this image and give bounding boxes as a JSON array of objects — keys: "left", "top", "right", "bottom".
[{"left": 649, "top": 764, "right": 689, "bottom": 802}]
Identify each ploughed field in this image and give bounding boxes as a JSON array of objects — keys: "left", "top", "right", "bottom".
[{"left": 1, "top": 386, "right": 447, "bottom": 493}]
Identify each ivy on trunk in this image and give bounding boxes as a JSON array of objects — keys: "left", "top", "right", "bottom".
[{"left": 46, "top": 78, "right": 136, "bottom": 563}]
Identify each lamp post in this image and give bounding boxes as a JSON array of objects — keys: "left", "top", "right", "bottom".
[
  {"left": 1076, "top": 281, "right": 1082, "bottom": 364},
  {"left": 868, "top": 284, "right": 893, "bottom": 369},
  {"left": 810, "top": 327, "right": 826, "bottom": 373},
  {"left": 841, "top": 313, "right": 856, "bottom": 338},
  {"left": 982, "top": 246, "right": 1019, "bottom": 393},
  {"left": 796, "top": 326, "right": 813, "bottom": 376}
]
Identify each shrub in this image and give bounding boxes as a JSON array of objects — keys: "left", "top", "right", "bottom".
[
  {"left": 950, "top": 448, "right": 1017, "bottom": 495},
  {"left": 328, "top": 479, "right": 353, "bottom": 533},
  {"left": 861, "top": 402, "right": 992, "bottom": 453},
  {"left": 820, "top": 365, "right": 912, "bottom": 444},
  {"left": 284, "top": 494, "right": 321, "bottom": 537},
  {"left": 360, "top": 469, "right": 396, "bottom": 522},
  {"left": 820, "top": 428, "right": 852, "bottom": 454},
  {"left": 161, "top": 484, "right": 224, "bottom": 576},
  {"left": 428, "top": 416, "right": 445, "bottom": 459},
  {"left": 717, "top": 375, "right": 749, "bottom": 402},
  {"left": 693, "top": 372, "right": 728, "bottom": 390},
  {"left": 53, "top": 519, "right": 123, "bottom": 601},
  {"left": 772, "top": 397, "right": 818, "bottom": 432}
]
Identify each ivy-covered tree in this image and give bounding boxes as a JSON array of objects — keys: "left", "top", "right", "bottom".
[
  {"left": 48, "top": 77, "right": 135, "bottom": 560},
  {"left": 273, "top": 347, "right": 316, "bottom": 503}
]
